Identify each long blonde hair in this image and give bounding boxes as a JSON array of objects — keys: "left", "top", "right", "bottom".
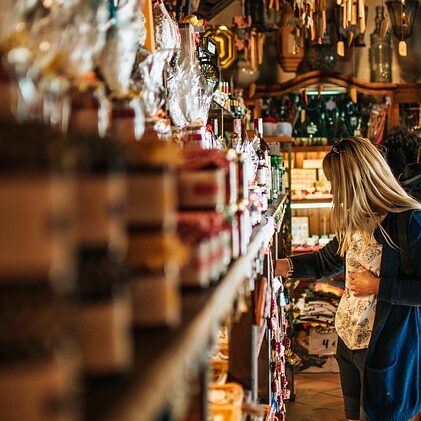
[{"left": 323, "top": 136, "right": 421, "bottom": 256}]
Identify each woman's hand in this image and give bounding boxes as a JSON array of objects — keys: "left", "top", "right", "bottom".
[
  {"left": 274, "top": 259, "right": 291, "bottom": 277},
  {"left": 349, "top": 269, "right": 380, "bottom": 296}
]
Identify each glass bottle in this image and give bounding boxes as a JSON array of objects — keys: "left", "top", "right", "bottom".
[{"left": 369, "top": 6, "right": 392, "bottom": 83}]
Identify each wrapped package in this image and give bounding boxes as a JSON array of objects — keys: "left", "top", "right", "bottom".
[
  {"left": 153, "top": 0, "right": 181, "bottom": 51},
  {"left": 98, "top": 0, "right": 146, "bottom": 96},
  {"left": 131, "top": 48, "right": 173, "bottom": 119},
  {"left": 168, "top": 59, "right": 213, "bottom": 128}
]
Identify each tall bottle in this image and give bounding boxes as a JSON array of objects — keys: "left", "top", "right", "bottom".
[
  {"left": 369, "top": 6, "right": 392, "bottom": 83},
  {"left": 255, "top": 118, "right": 272, "bottom": 203}
]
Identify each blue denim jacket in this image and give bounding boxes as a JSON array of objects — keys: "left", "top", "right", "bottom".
[{"left": 289, "top": 210, "right": 421, "bottom": 421}]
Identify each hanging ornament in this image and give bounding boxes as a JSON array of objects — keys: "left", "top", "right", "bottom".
[
  {"left": 386, "top": 0, "right": 419, "bottom": 56},
  {"left": 335, "top": 0, "right": 368, "bottom": 50},
  {"left": 399, "top": 40, "right": 408, "bottom": 56},
  {"left": 337, "top": 40, "right": 345, "bottom": 56}
]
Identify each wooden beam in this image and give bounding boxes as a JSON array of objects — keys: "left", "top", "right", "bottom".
[{"left": 143, "top": 0, "right": 155, "bottom": 52}]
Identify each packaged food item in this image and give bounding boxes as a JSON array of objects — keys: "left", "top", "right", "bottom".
[
  {"left": 0, "top": 120, "right": 75, "bottom": 291},
  {"left": 62, "top": 134, "right": 133, "bottom": 375},
  {"left": 208, "top": 383, "right": 244, "bottom": 421}
]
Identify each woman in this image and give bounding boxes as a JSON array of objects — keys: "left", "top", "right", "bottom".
[{"left": 275, "top": 137, "right": 421, "bottom": 421}]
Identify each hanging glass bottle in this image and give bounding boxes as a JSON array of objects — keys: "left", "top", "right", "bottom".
[{"left": 369, "top": 6, "right": 392, "bottom": 83}]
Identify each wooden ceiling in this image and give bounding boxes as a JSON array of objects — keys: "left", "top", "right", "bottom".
[{"left": 196, "top": 0, "right": 236, "bottom": 20}]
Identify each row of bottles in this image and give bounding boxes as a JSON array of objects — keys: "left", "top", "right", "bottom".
[
  {"left": 255, "top": 118, "right": 286, "bottom": 211},
  {"left": 261, "top": 92, "right": 375, "bottom": 145}
]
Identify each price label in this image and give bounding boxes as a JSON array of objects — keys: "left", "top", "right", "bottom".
[{"left": 399, "top": 41, "right": 407, "bottom": 57}]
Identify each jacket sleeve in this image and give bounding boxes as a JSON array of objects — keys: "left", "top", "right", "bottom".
[
  {"left": 378, "top": 211, "right": 421, "bottom": 306},
  {"left": 289, "top": 237, "right": 345, "bottom": 279}
]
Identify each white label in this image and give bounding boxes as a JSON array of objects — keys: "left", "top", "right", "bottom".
[
  {"left": 0, "top": 176, "right": 75, "bottom": 281},
  {"left": 308, "top": 328, "right": 338, "bottom": 356},
  {"left": 178, "top": 169, "right": 226, "bottom": 210},
  {"left": 337, "top": 41, "right": 345, "bottom": 57},
  {"left": 399, "top": 40, "right": 407, "bottom": 57}
]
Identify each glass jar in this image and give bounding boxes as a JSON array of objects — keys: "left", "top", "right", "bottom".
[
  {"left": 0, "top": 120, "right": 76, "bottom": 291},
  {"left": 68, "top": 87, "right": 110, "bottom": 137},
  {"left": 110, "top": 97, "right": 145, "bottom": 144},
  {"left": 62, "top": 134, "right": 133, "bottom": 375},
  {"left": 0, "top": 284, "right": 80, "bottom": 421},
  {"left": 369, "top": 6, "right": 392, "bottom": 83}
]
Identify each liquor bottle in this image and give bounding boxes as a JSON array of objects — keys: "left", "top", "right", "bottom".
[
  {"left": 255, "top": 118, "right": 272, "bottom": 202},
  {"left": 256, "top": 149, "right": 268, "bottom": 188},
  {"left": 232, "top": 118, "right": 242, "bottom": 150},
  {"left": 271, "top": 155, "right": 280, "bottom": 200},
  {"left": 369, "top": 6, "right": 392, "bottom": 83}
]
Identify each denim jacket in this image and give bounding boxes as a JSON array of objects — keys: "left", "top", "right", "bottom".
[{"left": 289, "top": 210, "right": 421, "bottom": 421}]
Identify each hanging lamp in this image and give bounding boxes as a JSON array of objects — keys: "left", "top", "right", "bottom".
[{"left": 386, "top": 0, "right": 418, "bottom": 56}]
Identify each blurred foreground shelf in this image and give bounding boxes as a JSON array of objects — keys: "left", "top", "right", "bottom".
[{"left": 86, "top": 195, "right": 288, "bottom": 421}]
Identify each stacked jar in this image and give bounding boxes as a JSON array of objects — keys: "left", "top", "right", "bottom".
[
  {"left": 0, "top": 120, "right": 80, "bottom": 421},
  {"left": 125, "top": 140, "right": 184, "bottom": 327},
  {"left": 62, "top": 134, "right": 133, "bottom": 376}
]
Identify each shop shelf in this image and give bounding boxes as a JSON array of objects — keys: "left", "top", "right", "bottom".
[
  {"left": 85, "top": 195, "right": 288, "bottom": 421},
  {"left": 291, "top": 145, "right": 332, "bottom": 152}
]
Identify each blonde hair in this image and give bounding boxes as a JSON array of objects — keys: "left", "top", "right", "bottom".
[{"left": 323, "top": 136, "right": 421, "bottom": 256}]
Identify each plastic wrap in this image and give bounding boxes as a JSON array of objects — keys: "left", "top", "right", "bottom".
[
  {"left": 239, "top": 137, "right": 259, "bottom": 182},
  {"left": 131, "top": 48, "right": 173, "bottom": 118},
  {"left": 2, "top": 1, "right": 108, "bottom": 78},
  {"left": 168, "top": 60, "right": 213, "bottom": 128},
  {"left": 98, "top": 0, "right": 146, "bottom": 96},
  {"left": 1, "top": 1, "right": 109, "bottom": 122},
  {"left": 153, "top": 0, "right": 181, "bottom": 51}
]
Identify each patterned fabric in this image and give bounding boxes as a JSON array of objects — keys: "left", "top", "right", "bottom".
[{"left": 335, "top": 233, "right": 382, "bottom": 350}]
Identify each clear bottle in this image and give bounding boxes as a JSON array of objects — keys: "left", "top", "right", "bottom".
[{"left": 369, "top": 6, "right": 392, "bottom": 83}]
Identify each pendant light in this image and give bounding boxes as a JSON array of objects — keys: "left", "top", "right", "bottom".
[{"left": 386, "top": 0, "right": 419, "bottom": 56}]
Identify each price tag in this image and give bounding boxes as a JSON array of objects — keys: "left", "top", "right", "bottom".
[
  {"left": 272, "top": 276, "right": 282, "bottom": 294},
  {"left": 399, "top": 41, "right": 407, "bottom": 57},
  {"left": 337, "top": 41, "right": 345, "bottom": 57}
]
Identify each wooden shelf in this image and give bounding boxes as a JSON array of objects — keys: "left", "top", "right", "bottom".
[
  {"left": 264, "top": 136, "right": 293, "bottom": 143},
  {"left": 292, "top": 197, "right": 332, "bottom": 203},
  {"left": 291, "top": 145, "right": 331, "bottom": 152},
  {"left": 85, "top": 196, "right": 287, "bottom": 421}
]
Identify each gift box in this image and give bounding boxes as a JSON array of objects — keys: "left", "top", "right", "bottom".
[
  {"left": 178, "top": 149, "right": 237, "bottom": 210},
  {"left": 178, "top": 168, "right": 225, "bottom": 210}
]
